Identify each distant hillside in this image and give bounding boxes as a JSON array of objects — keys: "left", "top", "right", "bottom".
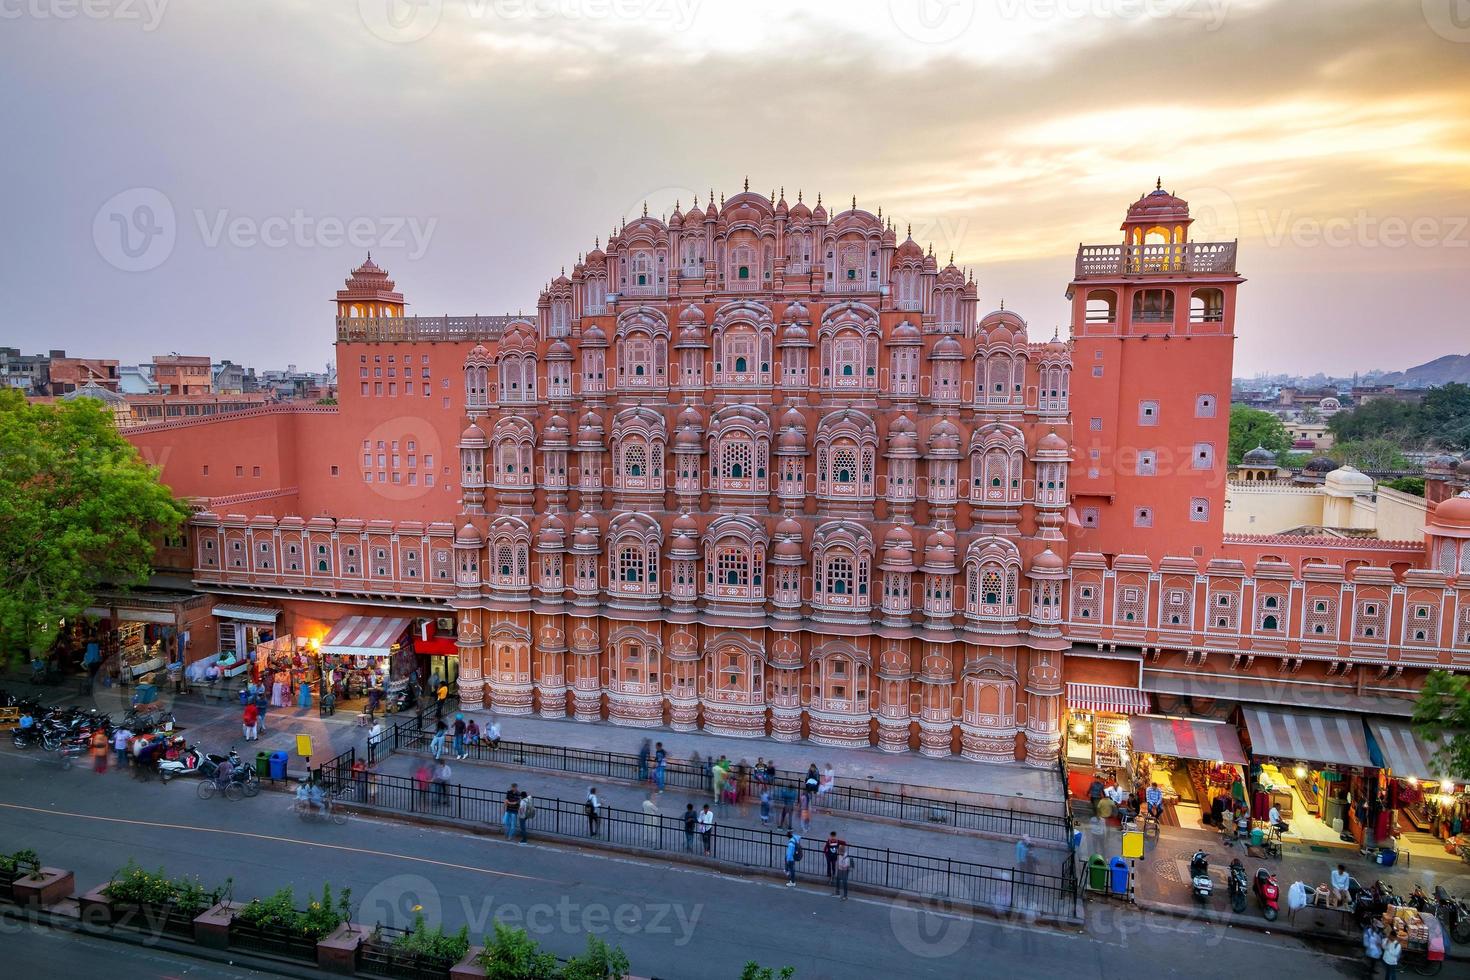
[{"left": 1376, "top": 353, "right": 1470, "bottom": 387}]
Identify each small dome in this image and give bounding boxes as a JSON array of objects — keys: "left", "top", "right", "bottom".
[
  {"left": 579, "top": 410, "right": 603, "bottom": 430},
  {"left": 1427, "top": 453, "right": 1460, "bottom": 471},
  {"left": 675, "top": 427, "right": 702, "bottom": 448},
  {"left": 781, "top": 407, "right": 806, "bottom": 431},
  {"left": 1241, "top": 445, "right": 1278, "bottom": 466},
  {"left": 459, "top": 423, "right": 488, "bottom": 448},
  {"left": 930, "top": 335, "right": 963, "bottom": 359},
  {"left": 677, "top": 405, "right": 703, "bottom": 429},
  {"left": 1036, "top": 431, "right": 1068, "bottom": 453},
  {"left": 883, "top": 525, "right": 913, "bottom": 547},
  {"left": 891, "top": 320, "right": 921, "bottom": 341},
  {"left": 1324, "top": 465, "right": 1374, "bottom": 496},
  {"left": 889, "top": 414, "right": 916, "bottom": 435},
  {"left": 774, "top": 538, "right": 804, "bottom": 558},
  {"left": 573, "top": 529, "right": 598, "bottom": 549},
  {"left": 1045, "top": 335, "right": 1067, "bottom": 352},
  {"left": 581, "top": 324, "right": 607, "bottom": 344},
  {"left": 779, "top": 427, "right": 806, "bottom": 450},
  {"left": 672, "top": 512, "right": 699, "bottom": 535},
  {"left": 575, "top": 511, "right": 599, "bottom": 531},
  {"left": 1031, "top": 549, "right": 1064, "bottom": 571},
  {"left": 456, "top": 523, "right": 482, "bottom": 545},
  {"left": 776, "top": 516, "right": 803, "bottom": 538},
  {"left": 888, "top": 431, "right": 917, "bottom": 452},
  {"left": 547, "top": 338, "right": 573, "bottom": 358},
  {"left": 928, "top": 419, "right": 960, "bottom": 452},
  {"left": 679, "top": 304, "right": 705, "bottom": 324},
  {"left": 1430, "top": 491, "right": 1470, "bottom": 530},
  {"left": 536, "top": 518, "right": 566, "bottom": 549},
  {"left": 1304, "top": 456, "right": 1338, "bottom": 474},
  {"left": 465, "top": 343, "right": 493, "bottom": 365},
  {"left": 1458, "top": 458, "right": 1470, "bottom": 478}
]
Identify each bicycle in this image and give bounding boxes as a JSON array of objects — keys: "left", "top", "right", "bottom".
[
  {"left": 293, "top": 795, "right": 348, "bottom": 825},
  {"left": 198, "top": 776, "right": 245, "bottom": 801}
]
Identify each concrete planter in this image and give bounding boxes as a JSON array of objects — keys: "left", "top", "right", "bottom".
[
  {"left": 192, "top": 900, "right": 242, "bottom": 949},
  {"left": 316, "top": 921, "right": 367, "bottom": 974},
  {"left": 11, "top": 867, "right": 74, "bottom": 907},
  {"left": 449, "top": 945, "right": 487, "bottom": 980}
]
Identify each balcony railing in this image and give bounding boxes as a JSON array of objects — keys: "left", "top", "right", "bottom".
[
  {"left": 1074, "top": 241, "right": 1237, "bottom": 278},
  {"left": 336, "top": 315, "right": 524, "bottom": 343}
]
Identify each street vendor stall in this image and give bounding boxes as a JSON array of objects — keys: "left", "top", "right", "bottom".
[
  {"left": 1129, "top": 715, "right": 1248, "bottom": 828},
  {"left": 316, "top": 615, "right": 413, "bottom": 709}
]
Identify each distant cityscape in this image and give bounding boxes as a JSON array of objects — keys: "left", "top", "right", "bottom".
[{"left": 0, "top": 347, "right": 337, "bottom": 426}]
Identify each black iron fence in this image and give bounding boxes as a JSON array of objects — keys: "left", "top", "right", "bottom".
[
  {"left": 318, "top": 763, "right": 1077, "bottom": 921},
  {"left": 391, "top": 725, "right": 1068, "bottom": 842}
]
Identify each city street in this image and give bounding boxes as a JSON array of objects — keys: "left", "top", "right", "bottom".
[{"left": 0, "top": 743, "right": 1363, "bottom": 979}]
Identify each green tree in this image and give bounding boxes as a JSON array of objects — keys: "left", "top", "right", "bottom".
[
  {"left": 1327, "top": 398, "right": 1421, "bottom": 445},
  {"left": 1381, "top": 476, "right": 1426, "bottom": 497},
  {"left": 1412, "top": 672, "right": 1470, "bottom": 782},
  {"left": 1228, "top": 406, "right": 1292, "bottom": 466},
  {"left": 1331, "top": 438, "right": 1409, "bottom": 472},
  {"left": 0, "top": 390, "right": 188, "bottom": 664},
  {"left": 1420, "top": 383, "right": 1470, "bottom": 450}
]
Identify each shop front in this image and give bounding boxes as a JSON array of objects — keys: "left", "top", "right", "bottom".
[
  {"left": 1366, "top": 717, "right": 1468, "bottom": 856},
  {"left": 1063, "top": 682, "right": 1152, "bottom": 801},
  {"left": 82, "top": 590, "right": 212, "bottom": 687},
  {"left": 1128, "top": 715, "right": 1248, "bottom": 828},
  {"left": 317, "top": 615, "right": 414, "bottom": 708},
  {"left": 1242, "top": 706, "right": 1377, "bottom": 846},
  {"left": 412, "top": 617, "right": 459, "bottom": 692}
]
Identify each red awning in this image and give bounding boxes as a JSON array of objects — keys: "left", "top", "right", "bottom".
[
  {"left": 1130, "top": 716, "right": 1247, "bottom": 765},
  {"left": 1066, "top": 682, "right": 1151, "bottom": 715},
  {"left": 319, "top": 615, "right": 410, "bottom": 657},
  {"left": 1242, "top": 706, "right": 1372, "bottom": 769}
]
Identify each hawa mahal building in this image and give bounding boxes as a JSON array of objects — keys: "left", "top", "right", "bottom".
[{"left": 122, "top": 184, "right": 1470, "bottom": 776}]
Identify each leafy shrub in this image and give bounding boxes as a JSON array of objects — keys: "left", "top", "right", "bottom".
[
  {"left": 741, "top": 964, "right": 796, "bottom": 980},
  {"left": 104, "top": 860, "right": 230, "bottom": 914},
  {"left": 392, "top": 912, "right": 470, "bottom": 963},
  {"left": 0, "top": 849, "right": 41, "bottom": 878},
  {"left": 478, "top": 922, "right": 559, "bottom": 979},
  {"left": 235, "top": 883, "right": 347, "bottom": 940},
  {"left": 562, "top": 934, "right": 630, "bottom": 980}
]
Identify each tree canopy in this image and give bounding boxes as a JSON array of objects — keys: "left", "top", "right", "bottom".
[
  {"left": 1328, "top": 383, "right": 1470, "bottom": 451},
  {"left": 1412, "top": 671, "right": 1470, "bottom": 783},
  {"left": 1228, "top": 406, "right": 1292, "bottom": 466},
  {"left": 0, "top": 390, "right": 188, "bottom": 662},
  {"left": 1331, "top": 438, "right": 1410, "bottom": 472}
]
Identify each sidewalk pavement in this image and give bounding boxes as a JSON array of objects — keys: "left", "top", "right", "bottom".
[
  {"left": 437, "top": 708, "right": 1063, "bottom": 813},
  {"left": 375, "top": 747, "right": 1065, "bottom": 876},
  {"left": 1079, "top": 818, "right": 1470, "bottom": 957}
]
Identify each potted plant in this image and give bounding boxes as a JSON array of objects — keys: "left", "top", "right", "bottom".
[
  {"left": 231, "top": 884, "right": 346, "bottom": 961},
  {"left": 360, "top": 912, "right": 470, "bottom": 977},
  {"left": 96, "top": 861, "right": 229, "bottom": 939},
  {"left": 4, "top": 849, "right": 73, "bottom": 907}
]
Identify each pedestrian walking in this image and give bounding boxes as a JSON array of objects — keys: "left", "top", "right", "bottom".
[
  {"left": 1015, "top": 834, "right": 1032, "bottom": 883},
  {"left": 803, "top": 765, "right": 820, "bottom": 810},
  {"left": 697, "top": 804, "right": 715, "bottom": 855},
  {"left": 432, "top": 759, "right": 451, "bottom": 805},
  {"left": 637, "top": 738, "right": 652, "bottom": 782},
  {"left": 784, "top": 832, "right": 803, "bottom": 886},
  {"left": 366, "top": 760, "right": 379, "bottom": 803},
  {"left": 798, "top": 794, "right": 812, "bottom": 833},
  {"left": 823, "top": 831, "right": 846, "bottom": 878},
  {"left": 90, "top": 727, "right": 108, "bottom": 774},
  {"left": 683, "top": 804, "right": 698, "bottom": 852},
  {"left": 818, "top": 764, "right": 835, "bottom": 808},
  {"left": 112, "top": 725, "right": 132, "bottom": 771},
  {"left": 503, "top": 783, "right": 521, "bottom": 837},
  {"left": 642, "top": 793, "right": 660, "bottom": 844},
  {"left": 435, "top": 682, "right": 449, "bottom": 721},
  {"left": 366, "top": 686, "right": 381, "bottom": 722},
  {"left": 517, "top": 791, "right": 533, "bottom": 843},
  {"left": 759, "top": 787, "right": 772, "bottom": 825},
  {"left": 1363, "top": 922, "right": 1384, "bottom": 980},
  {"left": 1382, "top": 933, "right": 1401, "bottom": 980},
  {"left": 586, "top": 787, "right": 602, "bottom": 837},
  {"left": 254, "top": 688, "right": 269, "bottom": 733},
  {"left": 833, "top": 844, "right": 851, "bottom": 900},
  {"left": 413, "top": 762, "right": 431, "bottom": 810},
  {"left": 242, "top": 701, "right": 259, "bottom": 742},
  {"left": 367, "top": 721, "right": 385, "bottom": 760},
  {"left": 430, "top": 723, "right": 448, "bottom": 762},
  {"left": 653, "top": 742, "right": 667, "bottom": 793},
  {"left": 452, "top": 714, "right": 467, "bottom": 759},
  {"left": 777, "top": 783, "right": 796, "bottom": 830}
]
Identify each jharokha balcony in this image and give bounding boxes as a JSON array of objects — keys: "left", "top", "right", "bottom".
[
  {"left": 337, "top": 315, "right": 526, "bottom": 343},
  {"left": 1073, "top": 240, "right": 1238, "bottom": 279}
]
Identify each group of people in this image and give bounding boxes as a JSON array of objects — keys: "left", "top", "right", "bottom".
[
  {"left": 429, "top": 714, "right": 502, "bottom": 762},
  {"left": 1362, "top": 918, "right": 1405, "bottom": 980}
]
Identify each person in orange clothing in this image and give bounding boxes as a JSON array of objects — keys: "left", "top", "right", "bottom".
[{"left": 90, "top": 727, "right": 109, "bottom": 774}]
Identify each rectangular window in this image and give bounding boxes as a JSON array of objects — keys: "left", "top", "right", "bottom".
[
  {"left": 1089, "top": 417, "right": 1103, "bottom": 431},
  {"left": 235, "top": 465, "right": 243, "bottom": 477},
  {"left": 1138, "top": 401, "right": 1159, "bottom": 426},
  {"left": 1193, "top": 443, "right": 1215, "bottom": 469},
  {"left": 202, "top": 465, "right": 209, "bottom": 476},
  {"left": 1196, "top": 394, "right": 1216, "bottom": 418},
  {"left": 1136, "top": 452, "right": 1157, "bottom": 476},
  {"left": 330, "top": 465, "right": 339, "bottom": 476},
  {"left": 252, "top": 466, "right": 261, "bottom": 477},
  {"left": 1134, "top": 507, "right": 1153, "bottom": 528},
  {"left": 388, "top": 383, "right": 396, "bottom": 396},
  {"left": 1190, "top": 497, "right": 1209, "bottom": 522},
  {"left": 374, "top": 382, "right": 383, "bottom": 396},
  {"left": 361, "top": 383, "right": 369, "bottom": 396},
  {"left": 1081, "top": 507, "right": 1099, "bottom": 528},
  {"left": 1092, "top": 366, "right": 1104, "bottom": 378}
]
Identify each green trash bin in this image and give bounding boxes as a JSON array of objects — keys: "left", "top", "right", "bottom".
[
  {"left": 1250, "top": 827, "right": 1265, "bottom": 847},
  {"left": 1087, "top": 854, "right": 1108, "bottom": 892},
  {"left": 256, "top": 751, "right": 270, "bottom": 778}
]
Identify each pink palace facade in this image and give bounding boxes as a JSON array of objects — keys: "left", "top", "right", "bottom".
[{"left": 122, "top": 184, "right": 1470, "bottom": 772}]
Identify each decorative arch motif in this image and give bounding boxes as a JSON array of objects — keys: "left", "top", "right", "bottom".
[
  {"left": 606, "top": 511, "right": 663, "bottom": 596},
  {"left": 707, "top": 405, "right": 771, "bottom": 494},
  {"left": 812, "top": 521, "right": 874, "bottom": 612},
  {"left": 491, "top": 416, "right": 536, "bottom": 490},
  {"left": 963, "top": 536, "right": 1021, "bottom": 621},
  {"left": 815, "top": 409, "right": 878, "bottom": 501},
  {"left": 711, "top": 301, "right": 775, "bottom": 385},
  {"left": 818, "top": 302, "right": 880, "bottom": 390},
  {"left": 703, "top": 514, "right": 769, "bottom": 601},
  {"left": 968, "top": 423, "right": 1026, "bottom": 505},
  {"left": 614, "top": 307, "right": 669, "bottom": 389},
  {"left": 610, "top": 406, "right": 667, "bottom": 493}
]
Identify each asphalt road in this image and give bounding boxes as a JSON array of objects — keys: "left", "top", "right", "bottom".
[
  {"left": 0, "top": 744, "right": 1373, "bottom": 979},
  {"left": 2, "top": 919, "right": 281, "bottom": 978}
]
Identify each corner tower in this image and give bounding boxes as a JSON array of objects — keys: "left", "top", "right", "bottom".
[{"left": 1066, "top": 181, "right": 1244, "bottom": 561}]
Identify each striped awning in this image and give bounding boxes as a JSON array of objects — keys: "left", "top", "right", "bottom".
[
  {"left": 1366, "top": 718, "right": 1462, "bottom": 782},
  {"left": 1066, "top": 683, "right": 1151, "bottom": 715},
  {"left": 319, "top": 615, "right": 410, "bottom": 657},
  {"left": 1131, "top": 716, "right": 1247, "bottom": 765},
  {"left": 211, "top": 604, "right": 280, "bottom": 624},
  {"left": 1242, "top": 706, "right": 1372, "bottom": 769}
]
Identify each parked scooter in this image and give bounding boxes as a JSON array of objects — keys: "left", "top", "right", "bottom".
[
  {"left": 1228, "top": 858, "right": 1248, "bottom": 913},
  {"left": 157, "top": 742, "right": 204, "bottom": 782},
  {"left": 1253, "top": 868, "right": 1280, "bottom": 921},
  {"left": 1190, "top": 850, "right": 1213, "bottom": 903}
]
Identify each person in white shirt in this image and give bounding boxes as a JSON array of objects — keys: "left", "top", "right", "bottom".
[
  {"left": 697, "top": 804, "right": 715, "bottom": 855},
  {"left": 1329, "top": 863, "right": 1352, "bottom": 906}
]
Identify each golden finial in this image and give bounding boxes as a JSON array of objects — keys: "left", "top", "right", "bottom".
[
  {"left": 851, "top": 195, "right": 857, "bottom": 210},
  {"left": 720, "top": 192, "right": 725, "bottom": 206},
  {"left": 594, "top": 236, "right": 600, "bottom": 248},
  {"left": 674, "top": 199, "right": 680, "bottom": 211},
  {"left": 770, "top": 189, "right": 776, "bottom": 204},
  {"left": 1155, "top": 176, "right": 1162, "bottom": 191},
  {"left": 642, "top": 201, "right": 648, "bottom": 217},
  {"left": 817, "top": 192, "right": 822, "bottom": 207},
  {"left": 906, "top": 223, "right": 912, "bottom": 238},
  {"left": 744, "top": 175, "right": 749, "bottom": 192},
  {"left": 692, "top": 193, "right": 698, "bottom": 208},
  {"left": 1000, "top": 298, "right": 1005, "bottom": 311},
  {"left": 949, "top": 251, "right": 954, "bottom": 264},
  {"left": 797, "top": 189, "right": 803, "bottom": 202},
  {"left": 780, "top": 185, "right": 785, "bottom": 199}
]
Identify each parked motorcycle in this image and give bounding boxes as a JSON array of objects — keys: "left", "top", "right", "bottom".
[
  {"left": 1353, "top": 878, "right": 1397, "bottom": 928},
  {"left": 1228, "top": 858, "right": 1248, "bottom": 913},
  {"left": 157, "top": 743, "right": 204, "bottom": 782},
  {"left": 1190, "top": 850, "right": 1213, "bottom": 903},
  {"left": 1253, "top": 868, "right": 1279, "bottom": 920},
  {"left": 1431, "top": 886, "right": 1470, "bottom": 944}
]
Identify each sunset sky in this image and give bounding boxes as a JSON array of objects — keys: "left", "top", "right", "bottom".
[{"left": 2, "top": 0, "right": 1467, "bottom": 376}]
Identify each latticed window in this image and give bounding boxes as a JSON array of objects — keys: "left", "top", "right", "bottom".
[
  {"left": 982, "top": 569, "right": 1002, "bottom": 606},
  {"left": 497, "top": 545, "right": 513, "bottom": 578},
  {"left": 1162, "top": 589, "right": 1191, "bottom": 627},
  {"left": 832, "top": 447, "right": 857, "bottom": 483},
  {"left": 826, "top": 555, "right": 854, "bottom": 595},
  {"left": 717, "top": 547, "right": 748, "bottom": 587},
  {"left": 722, "top": 440, "right": 752, "bottom": 480},
  {"left": 1117, "top": 586, "right": 1145, "bottom": 624},
  {"left": 623, "top": 443, "right": 647, "bottom": 477},
  {"left": 618, "top": 547, "right": 646, "bottom": 583}
]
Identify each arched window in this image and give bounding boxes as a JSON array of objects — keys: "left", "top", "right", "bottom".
[
  {"left": 827, "top": 556, "right": 853, "bottom": 595},
  {"left": 618, "top": 546, "right": 645, "bottom": 583}
]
